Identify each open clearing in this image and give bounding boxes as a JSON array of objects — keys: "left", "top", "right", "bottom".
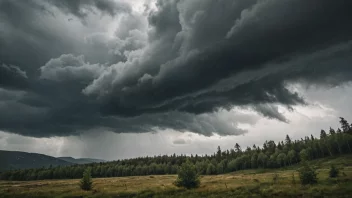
[{"left": 1, "top": 156, "right": 352, "bottom": 198}]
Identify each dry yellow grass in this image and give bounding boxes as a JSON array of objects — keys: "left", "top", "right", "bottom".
[{"left": 1, "top": 157, "right": 352, "bottom": 197}]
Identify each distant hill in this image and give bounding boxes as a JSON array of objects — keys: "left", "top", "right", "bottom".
[
  {"left": 0, "top": 150, "right": 73, "bottom": 171},
  {"left": 58, "top": 157, "right": 106, "bottom": 164}
]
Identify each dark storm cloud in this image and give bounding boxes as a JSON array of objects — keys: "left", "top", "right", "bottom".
[
  {"left": 1, "top": 0, "right": 352, "bottom": 137},
  {"left": 0, "top": 97, "right": 247, "bottom": 137},
  {"left": 1, "top": 55, "right": 248, "bottom": 137},
  {"left": 85, "top": 0, "right": 352, "bottom": 116},
  {"left": 0, "top": 0, "right": 131, "bottom": 76}
]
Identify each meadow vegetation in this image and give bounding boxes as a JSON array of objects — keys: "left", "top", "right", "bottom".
[{"left": 0, "top": 155, "right": 352, "bottom": 197}]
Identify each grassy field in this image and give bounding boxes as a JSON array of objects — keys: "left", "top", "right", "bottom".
[{"left": 1, "top": 156, "right": 352, "bottom": 198}]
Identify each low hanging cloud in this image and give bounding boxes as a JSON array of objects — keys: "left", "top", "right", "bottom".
[
  {"left": 39, "top": 54, "right": 105, "bottom": 82},
  {"left": 172, "top": 138, "right": 187, "bottom": 145},
  {"left": 0, "top": 0, "right": 352, "bottom": 138}
]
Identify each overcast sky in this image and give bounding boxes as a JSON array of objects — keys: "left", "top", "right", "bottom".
[{"left": 1, "top": 0, "right": 352, "bottom": 160}]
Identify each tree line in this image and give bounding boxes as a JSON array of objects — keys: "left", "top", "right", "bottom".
[{"left": 1, "top": 117, "right": 352, "bottom": 181}]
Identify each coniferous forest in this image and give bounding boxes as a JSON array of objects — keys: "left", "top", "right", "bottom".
[{"left": 1, "top": 117, "right": 352, "bottom": 181}]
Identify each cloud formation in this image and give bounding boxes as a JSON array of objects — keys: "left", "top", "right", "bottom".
[
  {"left": 0, "top": 0, "right": 352, "bottom": 137},
  {"left": 40, "top": 54, "right": 105, "bottom": 82},
  {"left": 84, "top": 0, "right": 352, "bottom": 116}
]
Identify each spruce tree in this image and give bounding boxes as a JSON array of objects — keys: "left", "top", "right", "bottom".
[
  {"left": 80, "top": 167, "right": 93, "bottom": 191},
  {"left": 320, "top": 130, "right": 327, "bottom": 139},
  {"left": 329, "top": 165, "right": 339, "bottom": 178},
  {"left": 285, "top": 135, "right": 292, "bottom": 145},
  {"left": 339, "top": 117, "right": 350, "bottom": 132},
  {"left": 298, "top": 162, "right": 317, "bottom": 185}
]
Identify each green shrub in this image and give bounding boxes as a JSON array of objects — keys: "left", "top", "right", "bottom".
[
  {"left": 329, "top": 165, "right": 339, "bottom": 178},
  {"left": 174, "top": 160, "right": 200, "bottom": 189},
  {"left": 80, "top": 167, "right": 93, "bottom": 191},
  {"left": 298, "top": 163, "right": 317, "bottom": 185}
]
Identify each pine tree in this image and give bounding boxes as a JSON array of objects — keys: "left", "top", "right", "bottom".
[
  {"left": 285, "top": 135, "right": 292, "bottom": 145},
  {"left": 80, "top": 168, "right": 93, "bottom": 191},
  {"left": 277, "top": 142, "right": 283, "bottom": 150},
  {"left": 234, "top": 143, "right": 241, "bottom": 153},
  {"left": 329, "top": 127, "right": 336, "bottom": 135},
  {"left": 320, "top": 130, "right": 327, "bottom": 139},
  {"left": 329, "top": 165, "right": 339, "bottom": 178},
  {"left": 298, "top": 162, "right": 317, "bottom": 185},
  {"left": 216, "top": 146, "right": 222, "bottom": 161},
  {"left": 339, "top": 117, "right": 350, "bottom": 132},
  {"left": 310, "top": 134, "right": 315, "bottom": 141}
]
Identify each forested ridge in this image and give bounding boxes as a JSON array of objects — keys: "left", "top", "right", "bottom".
[
  {"left": 0, "top": 151, "right": 74, "bottom": 171},
  {"left": 1, "top": 117, "right": 352, "bottom": 181}
]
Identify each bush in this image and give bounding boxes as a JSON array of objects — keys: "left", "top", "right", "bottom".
[
  {"left": 329, "top": 165, "right": 339, "bottom": 178},
  {"left": 174, "top": 160, "right": 200, "bottom": 189},
  {"left": 298, "top": 163, "right": 317, "bottom": 185},
  {"left": 80, "top": 167, "right": 93, "bottom": 191}
]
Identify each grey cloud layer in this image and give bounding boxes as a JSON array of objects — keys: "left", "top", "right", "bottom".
[
  {"left": 1, "top": 0, "right": 352, "bottom": 137},
  {"left": 84, "top": 0, "right": 352, "bottom": 115}
]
